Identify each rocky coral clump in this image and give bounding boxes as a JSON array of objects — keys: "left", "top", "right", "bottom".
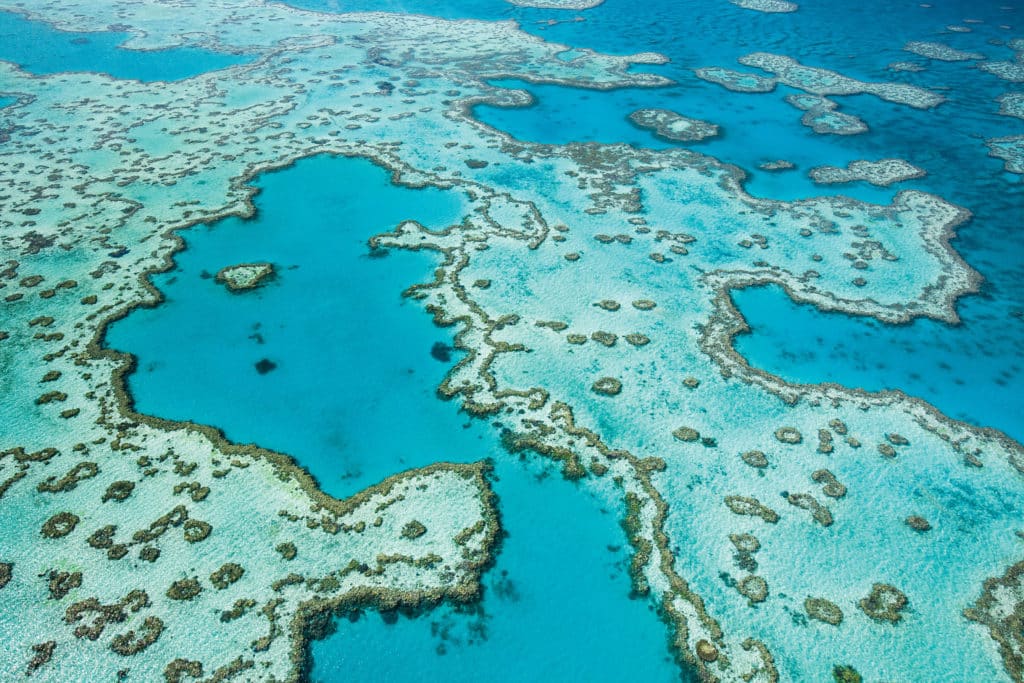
[
  {"left": 774, "top": 427, "right": 803, "bottom": 444},
  {"left": 210, "top": 563, "right": 245, "bottom": 589},
  {"left": 41, "top": 512, "right": 80, "bottom": 539},
  {"left": 805, "top": 597, "right": 843, "bottom": 625},
  {"left": 724, "top": 495, "right": 780, "bottom": 523},
  {"left": 673, "top": 426, "right": 701, "bottom": 443},
  {"left": 741, "top": 450, "right": 768, "bottom": 468},
  {"left": 401, "top": 520, "right": 427, "bottom": 539},
  {"left": 591, "top": 377, "right": 622, "bottom": 396},
  {"left": 167, "top": 579, "right": 203, "bottom": 601},
  {"left": 858, "top": 583, "right": 908, "bottom": 623}
]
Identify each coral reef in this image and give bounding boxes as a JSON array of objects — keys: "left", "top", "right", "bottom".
[
  {"left": 214, "top": 262, "right": 275, "bottom": 292},
  {"left": 730, "top": 0, "right": 797, "bottom": 13},
  {"left": 0, "top": 2, "right": 1019, "bottom": 681},
  {"left": 809, "top": 159, "right": 926, "bottom": 187},
  {"left": 629, "top": 108, "right": 719, "bottom": 143}
]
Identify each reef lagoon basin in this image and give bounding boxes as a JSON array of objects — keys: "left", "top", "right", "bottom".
[{"left": 0, "top": 1, "right": 1022, "bottom": 683}]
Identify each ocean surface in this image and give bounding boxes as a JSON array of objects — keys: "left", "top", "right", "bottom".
[
  {"left": 0, "top": 10, "right": 247, "bottom": 80},
  {"left": 283, "top": 0, "right": 1024, "bottom": 440},
  {"left": 2, "top": 0, "right": 1022, "bottom": 681},
  {"left": 464, "top": 4, "right": 1024, "bottom": 442},
  {"left": 105, "top": 154, "right": 683, "bottom": 680}
]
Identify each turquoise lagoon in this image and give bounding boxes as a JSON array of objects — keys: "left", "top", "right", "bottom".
[
  {"left": 312, "top": 456, "right": 681, "bottom": 683},
  {"left": 106, "top": 154, "right": 682, "bottom": 680},
  {"left": 105, "top": 155, "right": 483, "bottom": 500}
]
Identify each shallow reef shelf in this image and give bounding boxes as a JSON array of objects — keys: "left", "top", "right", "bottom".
[{"left": 0, "top": 0, "right": 1022, "bottom": 682}]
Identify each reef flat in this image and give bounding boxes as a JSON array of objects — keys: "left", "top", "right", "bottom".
[
  {"left": 507, "top": 0, "right": 604, "bottom": 8},
  {"left": 903, "top": 41, "right": 984, "bottom": 62},
  {"left": 989, "top": 136, "right": 1024, "bottom": 174},
  {"left": 628, "top": 108, "right": 719, "bottom": 143},
  {"left": 730, "top": 0, "right": 797, "bottom": 14},
  {"left": 738, "top": 52, "right": 946, "bottom": 109},
  {"left": 980, "top": 39, "right": 1024, "bottom": 82},
  {"left": 694, "top": 66, "right": 776, "bottom": 93},
  {"left": 698, "top": 52, "right": 947, "bottom": 138},
  {"left": 809, "top": 159, "right": 927, "bottom": 187},
  {"left": 784, "top": 94, "right": 868, "bottom": 136},
  {"left": 999, "top": 92, "right": 1024, "bottom": 120},
  {"left": 1, "top": 1, "right": 1023, "bottom": 682}
]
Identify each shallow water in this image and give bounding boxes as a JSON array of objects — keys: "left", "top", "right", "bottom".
[
  {"left": 732, "top": 284, "right": 1024, "bottom": 442},
  {"left": 106, "top": 155, "right": 485, "bottom": 499},
  {"left": 311, "top": 456, "right": 682, "bottom": 683},
  {"left": 106, "top": 154, "right": 681, "bottom": 681},
  {"left": 0, "top": 9, "right": 246, "bottom": 80},
  {"left": 4, "top": 0, "right": 1024, "bottom": 680}
]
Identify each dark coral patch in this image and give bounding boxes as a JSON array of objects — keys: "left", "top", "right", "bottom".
[
  {"left": 254, "top": 358, "right": 277, "bottom": 374},
  {"left": 430, "top": 342, "right": 453, "bottom": 362}
]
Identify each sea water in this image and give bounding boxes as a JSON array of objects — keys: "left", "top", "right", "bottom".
[
  {"left": 280, "top": 0, "right": 1022, "bottom": 442},
  {"left": 0, "top": 9, "right": 246, "bottom": 80},
  {"left": 311, "top": 456, "right": 682, "bottom": 683},
  {"left": 105, "top": 154, "right": 485, "bottom": 500},
  {"left": 458, "top": 1, "right": 1024, "bottom": 446},
  {"left": 105, "top": 154, "right": 682, "bottom": 680},
  {"left": 10, "top": 0, "right": 1021, "bottom": 680}
]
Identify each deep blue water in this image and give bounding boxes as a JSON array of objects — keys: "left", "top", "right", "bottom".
[
  {"left": 732, "top": 284, "right": 1023, "bottom": 442},
  {"left": 311, "top": 456, "right": 681, "bottom": 683},
  {"left": 288, "top": 0, "right": 1024, "bottom": 443},
  {"left": 0, "top": 10, "right": 246, "bottom": 80},
  {"left": 105, "top": 154, "right": 681, "bottom": 682},
  {"left": 106, "top": 155, "right": 487, "bottom": 500}
]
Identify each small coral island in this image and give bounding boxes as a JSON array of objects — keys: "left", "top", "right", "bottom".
[
  {"left": 809, "top": 158, "right": 926, "bottom": 187},
  {"left": 628, "top": 108, "right": 719, "bottom": 143},
  {"left": 214, "top": 262, "right": 275, "bottom": 292}
]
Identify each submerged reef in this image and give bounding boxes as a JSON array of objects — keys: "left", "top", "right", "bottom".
[
  {"left": 979, "top": 39, "right": 1024, "bottom": 82},
  {"left": 785, "top": 94, "right": 868, "bottom": 136},
  {"left": 998, "top": 93, "right": 1024, "bottom": 121},
  {"left": 739, "top": 52, "right": 946, "bottom": 108},
  {"left": 730, "top": 0, "right": 797, "bottom": 13},
  {"left": 887, "top": 61, "right": 926, "bottom": 73},
  {"left": 988, "top": 136, "right": 1024, "bottom": 174},
  {"left": 700, "top": 52, "right": 945, "bottom": 137},
  {"left": 809, "top": 159, "right": 926, "bottom": 187},
  {"left": 903, "top": 41, "right": 984, "bottom": 62},
  {"left": 694, "top": 66, "right": 776, "bottom": 93},
  {"left": 629, "top": 108, "right": 719, "bottom": 143},
  {"left": 758, "top": 160, "right": 794, "bottom": 171},
  {"left": 506, "top": 0, "right": 604, "bottom": 7},
  {"left": 0, "top": 1, "right": 1022, "bottom": 682}
]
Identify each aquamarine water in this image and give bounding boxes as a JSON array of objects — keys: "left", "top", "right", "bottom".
[
  {"left": 465, "top": 3, "right": 1024, "bottom": 448},
  {"left": 106, "top": 155, "right": 487, "bottom": 499},
  {"left": 0, "top": 9, "right": 246, "bottom": 80},
  {"left": 311, "top": 456, "right": 682, "bottom": 683},
  {"left": 3, "top": 0, "right": 1024, "bottom": 681},
  {"left": 106, "top": 154, "right": 681, "bottom": 680},
  {"left": 732, "top": 283, "right": 1024, "bottom": 442}
]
